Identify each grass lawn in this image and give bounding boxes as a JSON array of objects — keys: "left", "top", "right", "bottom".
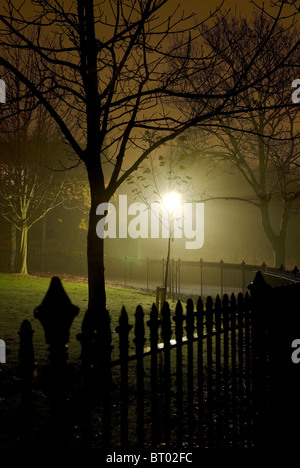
[
  {"left": 0, "top": 272, "right": 176, "bottom": 367},
  {"left": 0, "top": 273, "right": 251, "bottom": 448}
]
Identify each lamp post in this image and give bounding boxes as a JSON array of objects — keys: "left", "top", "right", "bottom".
[{"left": 162, "top": 192, "right": 181, "bottom": 304}]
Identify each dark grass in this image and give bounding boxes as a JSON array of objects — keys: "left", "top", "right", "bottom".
[
  {"left": 0, "top": 273, "right": 255, "bottom": 448},
  {"left": 0, "top": 272, "right": 179, "bottom": 366}
]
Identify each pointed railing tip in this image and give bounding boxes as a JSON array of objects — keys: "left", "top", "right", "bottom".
[
  {"left": 237, "top": 292, "right": 244, "bottom": 302},
  {"left": 162, "top": 301, "right": 170, "bottom": 316},
  {"left": 147, "top": 303, "right": 160, "bottom": 329},
  {"left": 40, "top": 276, "right": 73, "bottom": 307},
  {"left": 215, "top": 295, "right": 221, "bottom": 306},
  {"left": 151, "top": 303, "right": 158, "bottom": 317},
  {"left": 116, "top": 306, "right": 132, "bottom": 335},
  {"left": 174, "top": 300, "right": 183, "bottom": 319},
  {"left": 19, "top": 319, "right": 34, "bottom": 337},
  {"left": 222, "top": 293, "right": 229, "bottom": 306},
  {"left": 135, "top": 304, "right": 144, "bottom": 318},
  {"left": 248, "top": 270, "right": 271, "bottom": 292},
  {"left": 33, "top": 276, "right": 79, "bottom": 346},
  {"left": 197, "top": 296, "right": 203, "bottom": 309}
]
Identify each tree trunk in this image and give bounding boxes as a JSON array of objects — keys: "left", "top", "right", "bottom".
[
  {"left": 273, "top": 237, "right": 286, "bottom": 268},
  {"left": 19, "top": 223, "right": 28, "bottom": 275},
  {"left": 82, "top": 163, "right": 107, "bottom": 330},
  {"left": 260, "top": 200, "right": 288, "bottom": 268},
  {"left": 86, "top": 204, "right": 106, "bottom": 313},
  {"left": 164, "top": 235, "right": 171, "bottom": 302},
  {"left": 80, "top": 163, "right": 108, "bottom": 373},
  {"left": 41, "top": 214, "right": 46, "bottom": 271},
  {"left": 10, "top": 223, "right": 17, "bottom": 272}
]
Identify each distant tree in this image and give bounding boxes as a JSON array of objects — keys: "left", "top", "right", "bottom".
[
  {"left": 0, "top": 48, "right": 75, "bottom": 273},
  {"left": 128, "top": 136, "right": 199, "bottom": 206},
  {"left": 0, "top": 0, "right": 299, "bottom": 327},
  {"left": 0, "top": 114, "right": 70, "bottom": 274},
  {"left": 127, "top": 138, "right": 200, "bottom": 300},
  {"left": 186, "top": 13, "right": 300, "bottom": 267}
]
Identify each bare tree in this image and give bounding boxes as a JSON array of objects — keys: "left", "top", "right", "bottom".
[
  {"left": 0, "top": 47, "right": 73, "bottom": 273},
  {"left": 0, "top": 0, "right": 299, "bottom": 326},
  {"left": 127, "top": 138, "right": 199, "bottom": 302},
  {"left": 186, "top": 12, "right": 300, "bottom": 267},
  {"left": 0, "top": 109, "right": 70, "bottom": 274}
]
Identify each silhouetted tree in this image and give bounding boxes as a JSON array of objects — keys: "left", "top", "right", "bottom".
[
  {"left": 127, "top": 138, "right": 200, "bottom": 299},
  {"left": 186, "top": 12, "right": 300, "bottom": 267},
  {"left": 0, "top": 0, "right": 299, "bottom": 324},
  {"left": 0, "top": 48, "right": 75, "bottom": 273}
]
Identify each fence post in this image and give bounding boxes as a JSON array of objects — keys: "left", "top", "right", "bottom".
[
  {"left": 196, "top": 296, "right": 204, "bottom": 447},
  {"left": 222, "top": 294, "right": 230, "bottom": 446},
  {"left": 241, "top": 260, "right": 246, "bottom": 293},
  {"left": 244, "top": 290, "right": 252, "bottom": 445},
  {"left": 79, "top": 305, "right": 112, "bottom": 447},
  {"left": 147, "top": 304, "right": 160, "bottom": 446},
  {"left": 19, "top": 320, "right": 34, "bottom": 445},
  {"left": 214, "top": 295, "right": 222, "bottom": 447},
  {"left": 34, "top": 276, "right": 79, "bottom": 446},
  {"left": 171, "top": 258, "right": 175, "bottom": 300},
  {"left": 237, "top": 292, "right": 245, "bottom": 443},
  {"left": 178, "top": 258, "right": 181, "bottom": 295},
  {"left": 292, "top": 265, "right": 299, "bottom": 282},
  {"left": 220, "top": 259, "right": 224, "bottom": 296},
  {"left": 186, "top": 298, "right": 195, "bottom": 447},
  {"left": 173, "top": 300, "right": 184, "bottom": 447},
  {"left": 200, "top": 258, "right": 203, "bottom": 297},
  {"left": 116, "top": 306, "right": 132, "bottom": 448},
  {"left": 124, "top": 256, "right": 127, "bottom": 286},
  {"left": 134, "top": 305, "right": 146, "bottom": 448},
  {"left": 230, "top": 293, "right": 238, "bottom": 445},
  {"left": 248, "top": 271, "right": 272, "bottom": 447},
  {"left": 146, "top": 257, "right": 149, "bottom": 291},
  {"left": 205, "top": 296, "right": 214, "bottom": 446},
  {"left": 161, "top": 301, "right": 172, "bottom": 446}
]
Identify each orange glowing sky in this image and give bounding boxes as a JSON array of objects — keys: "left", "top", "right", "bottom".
[{"left": 175, "top": 0, "right": 254, "bottom": 16}]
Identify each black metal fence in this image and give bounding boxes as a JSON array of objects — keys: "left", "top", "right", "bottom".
[{"left": 15, "top": 271, "right": 300, "bottom": 448}]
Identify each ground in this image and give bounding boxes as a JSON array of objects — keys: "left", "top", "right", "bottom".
[
  {"left": 0, "top": 272, "right": 252, "bottom": 448},
  {"left": 0, "top": 273, "right": 181, "bottom": 448},
  {"left": 0, "top": 272, "right": 173, "bottom": 366}
]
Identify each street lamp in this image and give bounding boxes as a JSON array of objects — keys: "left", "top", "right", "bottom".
[
  {"left": 162, "top": 191, "right": 181, "bottom": 305},
  {"left": 162, "top": 192, "right": 181, "bottom": 216}
]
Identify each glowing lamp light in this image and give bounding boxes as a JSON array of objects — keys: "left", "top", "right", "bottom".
[{"left": 162, "top": 192, "right": 181, "bottom": 215}]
